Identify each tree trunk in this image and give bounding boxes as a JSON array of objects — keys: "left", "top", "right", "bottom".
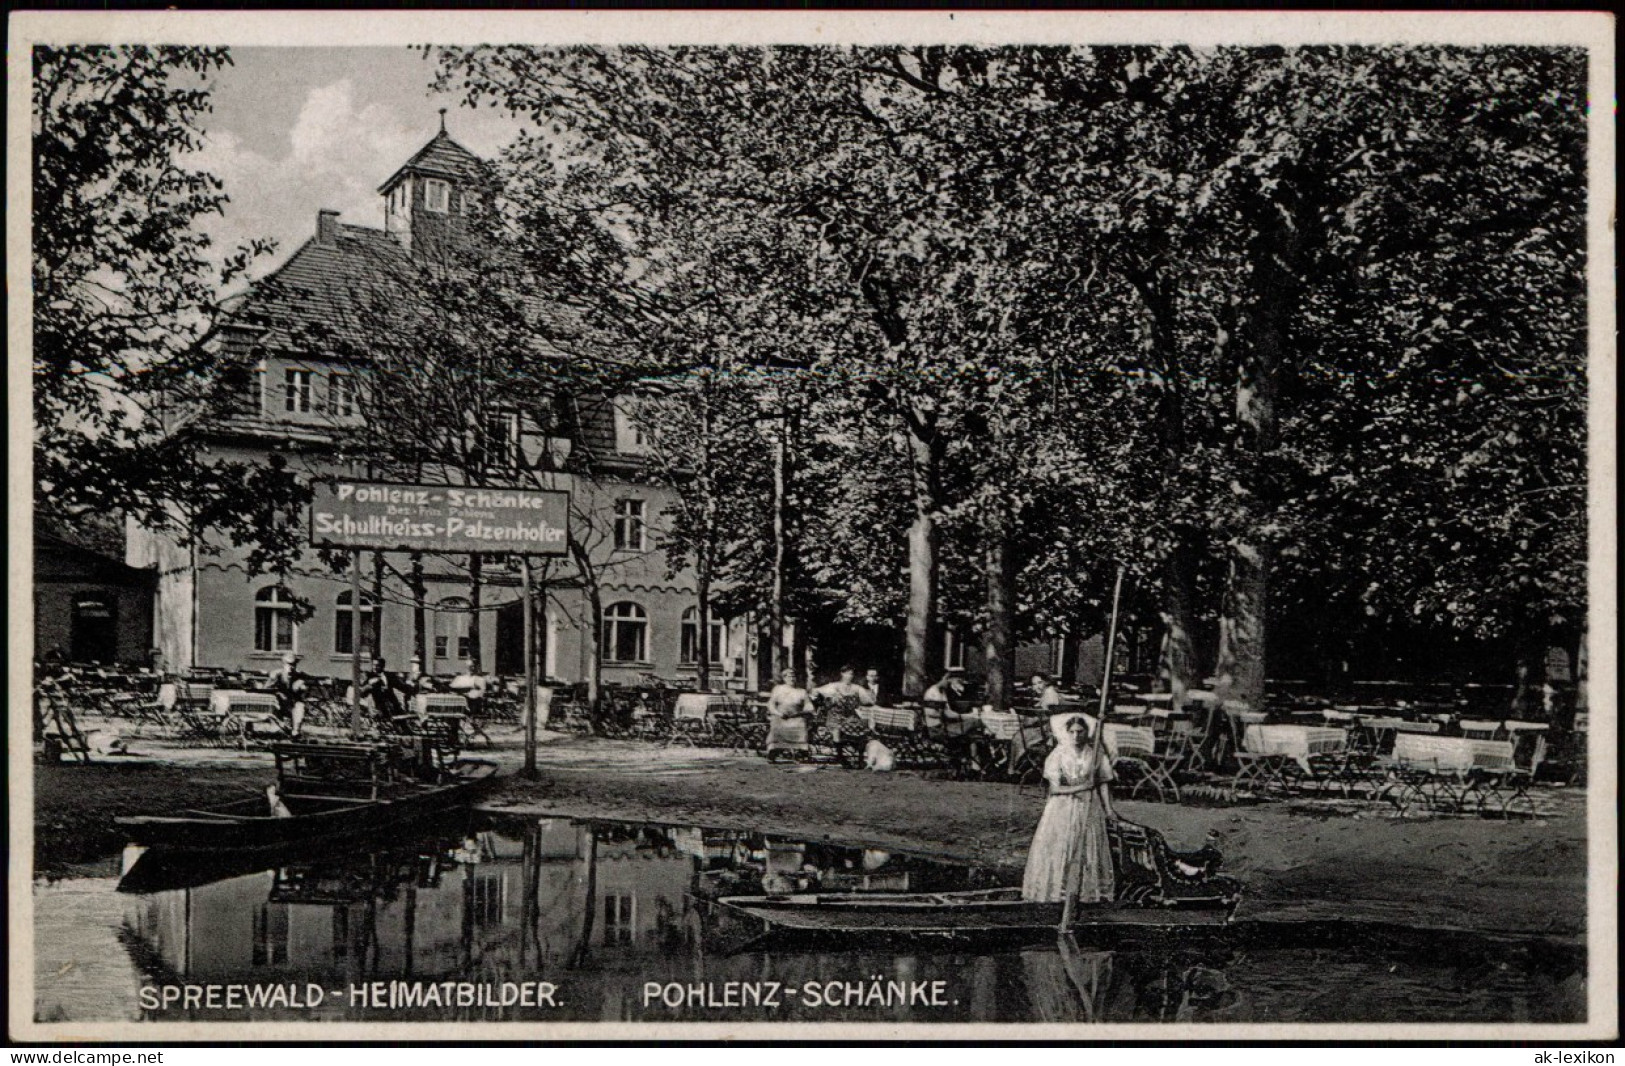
[
  {"left": 770, "top": 416, "right": 789, "bottom": 678},
  {"left": 1215, "top": 542, "right": 1270, "bottom": 709},
  {"left": 1158, "top": 541, "right": 1201, "bottom": 709},
  {"left": 371, "top": 551, "right": 385, "bottom": 661},
  {"left": 983, "top": 516, "right": 1018, "bottom": 710},
  {"left": 410, "top": 552, "right": 427, "bottom": 665},
  {"left": 1572, "top": 625, "right": 1588, "bottom": 716},
  {"left": 902, "top": 422, "right": 944, "bottom": 700},
  {"left": 1510, "top": 624, "right": 1550, "bottom": 718},
  {"left": 568, "top": 536, "right": 603, "bottom": 720},
  {"left": 696, "top": 392, "right": 715, "bottom": 692},
  {"left": 1133, "top": 264, "right": 1203, "bottom": 708},
  {"left": 467, "top": 552, "right": 484, "bottom": 671},
  {"left": 696, "top": 555, "right": 712, "bottom": 692},
  {"left": 1215, "top": 183, "right": 1303, "bottom": 711}
]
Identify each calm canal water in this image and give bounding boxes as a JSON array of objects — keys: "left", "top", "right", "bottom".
[{"left": 34, "top": 813, "right": 1585, "bottom": 1025}]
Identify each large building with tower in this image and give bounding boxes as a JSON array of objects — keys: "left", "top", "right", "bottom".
[{"left": 127, "top": 128, "right": 752, "bottom": 690}]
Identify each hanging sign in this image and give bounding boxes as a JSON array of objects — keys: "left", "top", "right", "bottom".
[{"left": 310, "top": 480, "right": 569, "bottom": 555}]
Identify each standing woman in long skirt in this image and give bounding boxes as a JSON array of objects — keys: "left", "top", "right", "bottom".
[
  {"left": 1022, "top": 712, "right": 1118, "bottom": 903},
  {"left": 765, "top": 668, "right": 814, "bottom": 761}
]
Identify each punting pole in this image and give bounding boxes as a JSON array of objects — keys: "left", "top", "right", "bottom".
[
  {"left": 1060, "top": 563, "right": 1126, "bottom": 932},
  {"left": 522, "top": 554, "right": 538, "bottom": 779},
  {"left": 351, "top": 548, "right": 363, "bottom": 738}
]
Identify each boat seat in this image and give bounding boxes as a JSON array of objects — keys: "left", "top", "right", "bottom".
[{"left": 1108, "top": 819, "right": 1236, "bottom": 907}]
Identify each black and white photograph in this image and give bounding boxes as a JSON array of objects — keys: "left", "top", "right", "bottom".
[{"left": 9, "top": 10, "right": 1616, "bottom": 1043}]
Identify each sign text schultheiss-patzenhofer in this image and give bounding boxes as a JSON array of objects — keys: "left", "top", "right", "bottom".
[{"left": 310, "top": 481, "right": 570, "bottom": 556}]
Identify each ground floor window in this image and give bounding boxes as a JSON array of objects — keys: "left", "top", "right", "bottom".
[
  {"left": 435, "top": 597, "right": 472, "bottom": 664},
  {"left": 254, "top": 585, "right": 297, "bottom": 653},
  {"left": 602, "top": 601, "right": 648, "bottom": 663},
  {"left": 680, "top": 607, "right": 726, "bottom": 665},
  {"left": 334, "top": 590, "right": 379, "bottom": 657}
]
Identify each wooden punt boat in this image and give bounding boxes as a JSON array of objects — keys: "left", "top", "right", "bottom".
[
  {"left": 721, "top": 817, "right": 1243, "bottom": 938},
  {"left": 116, "top": 807, "right": 479, "bottom": 894},
  {"left": 114, "top": 740, "right": 497, "bottom": 854},
  {"left": 719, "top": 885, "right": 1239, "bottom": 936}
]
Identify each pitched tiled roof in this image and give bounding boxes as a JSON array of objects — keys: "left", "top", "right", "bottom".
[
  {"left": 36, "top": 511, "right": 127, "bottom": 560},
  {"left": 377, "top": 130, "right": 487, "bottom": 193},
  {"left": 219, "top": 223, "right": 412, "bottom": 355}
]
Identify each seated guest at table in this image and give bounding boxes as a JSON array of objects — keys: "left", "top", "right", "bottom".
[
  {"left": 404, "top": 656, "right": 431, "bottom": 695},
  {"left": 923, "top": 667, "right": 968, "bottom": 708},
  {"left": 266, "top": 652, "right": 308, "bottom": 738},
  {"left": 449, "top": 659, "right": 488, "bottom": 718},
  {"left": 814, "top": 665, "right": 865, "bottom": 703},
  {"left": 815, "top": 665, "right": 868, "bottom": 748},
  {"left": 766, "top": 668, "right": 815, "bottom": 761},
  {"left": 360, "top": 658, "right": 410, "bottom": 721},
  {"left": 923, "top": 668, "right": 991, "bottom": 771},
  {"left": 860, "top": 668, "right": 884, "bottom": 707},
  {"left": 1031, "top": 673, "right": 1063, "bottom": 711}
]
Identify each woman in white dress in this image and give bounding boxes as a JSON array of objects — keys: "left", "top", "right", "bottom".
[
  {"left": 1021, "top": 712, "right": 1117, "bottom": 903},
  {"left": 765, "top": 668, "right": 814, "bottom": 760}
]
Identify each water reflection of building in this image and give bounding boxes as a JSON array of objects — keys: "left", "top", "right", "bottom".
[
  {"left": 124, "top": 818, "right": 698, "bottom": 1006},
  {"left": 120, "top": 816, "right": 1219, "bottom": 1023}
]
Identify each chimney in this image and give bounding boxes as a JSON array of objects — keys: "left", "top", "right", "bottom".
[{"left": 317, "top": 209, "right": 341, "bottom": 245}]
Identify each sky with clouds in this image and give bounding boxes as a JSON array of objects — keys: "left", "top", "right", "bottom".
[{"left": 190, "top": 47, "right": 526, "bottom": 280}]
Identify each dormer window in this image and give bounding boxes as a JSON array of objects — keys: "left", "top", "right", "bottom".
[
  {"left": 425, "top": 179, "right": 450, "bottom": 214},
  {"left": 284, "top": 369, "right": 312, "bottom": 415},
  {"left": 328, "top": 372, "right": 357, "bottom": 418},
  {"left": 612, "top": 396, "right": 651, "bottom": 455}
]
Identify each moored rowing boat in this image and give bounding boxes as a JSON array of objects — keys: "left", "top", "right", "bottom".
[{"left": 114, "top": 740, "right": 497, "bottom": 853}]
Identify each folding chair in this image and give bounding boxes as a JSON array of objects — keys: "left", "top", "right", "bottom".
[
  {"left": 667, "top": 692, "right": 719, "bottom": 748},
  {"left": 213, "top": 690, "right": 287, "bottom": 748},
  {"left": 977, "top": 709, "right": 1020, "bottom": 779},
  {"left": 868, "top": 706, "right": 928, "bottom": 768},
  {"left": 921, "top": 705, "right": 989, "bottom": 778},
  {"left": 1469, "top": 735, "right": 1545, "bottom": 818},
  {"left": 1109, "top": 725, "right": 1181, "bottom": 803},
  {"left": 170, "top": 702, "right": 233, "bottom": 747}
]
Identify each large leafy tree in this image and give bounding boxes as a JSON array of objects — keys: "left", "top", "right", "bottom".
[
  {"left": 432, "top": 43, "right": 1588, "bottom": 708},
  {"left": 32, "top": 45, "right": 301, "bottom": 566}
]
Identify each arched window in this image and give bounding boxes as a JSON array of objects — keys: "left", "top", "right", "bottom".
[
  {"left": 334, "top": 591, "right": 380, "bottom": 657},
  {"left": 434, "top": 597, "right": 472, "bottom": 666},
  {"left": 602, "top": 602, "right": 648, "bottom": 664},
  {"left": 254, "top": 586, "right": 297, "bottom": 653},
  {"left": 680, "top": 607, "right": 726, "bottom": 666}
]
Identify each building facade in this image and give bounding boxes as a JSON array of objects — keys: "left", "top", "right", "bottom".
[
  {"left": 35, "top": 516, "right": 155, "bottom": 666},
  {"left": 129, "top": 129, "right": 751, "bottom": 690}
]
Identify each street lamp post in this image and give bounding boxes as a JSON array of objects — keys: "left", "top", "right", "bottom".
[{"left": 522, "top": 434, "right": 573, "bottom": 780}]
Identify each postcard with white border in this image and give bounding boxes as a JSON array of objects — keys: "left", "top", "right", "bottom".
[{"left": 9, "top": 8, "right": 1617, "bottom": 1044}]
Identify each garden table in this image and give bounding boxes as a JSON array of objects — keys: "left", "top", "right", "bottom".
[
  {"left": 210, "top": 689, "right": 284, "bottom": 748},
  {"left": 1243, "top": 724, "right": 1349, "bottom": 773},
  {"left": 1380, "top": 733, "right": 1519, "bottom": 814},
  {"left": 665, "top": 692, "right": 739, "bottom": 746}
]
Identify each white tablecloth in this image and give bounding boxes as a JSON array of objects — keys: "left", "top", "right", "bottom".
[
  {"left": 1392, "top": 733, "right": 1513, "bottom": 773},
  {"left": 412, "top": 693, "right": 468, "bottom": 715},
  {"left": 674, "top": 692, "right": 737, "bottom": 721},
  {"left": 210, "top": 689, "right": 280, "bottom": 716},
  {"left": 1244, "top": 724, "right": 1348, "bottom": 770}
]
